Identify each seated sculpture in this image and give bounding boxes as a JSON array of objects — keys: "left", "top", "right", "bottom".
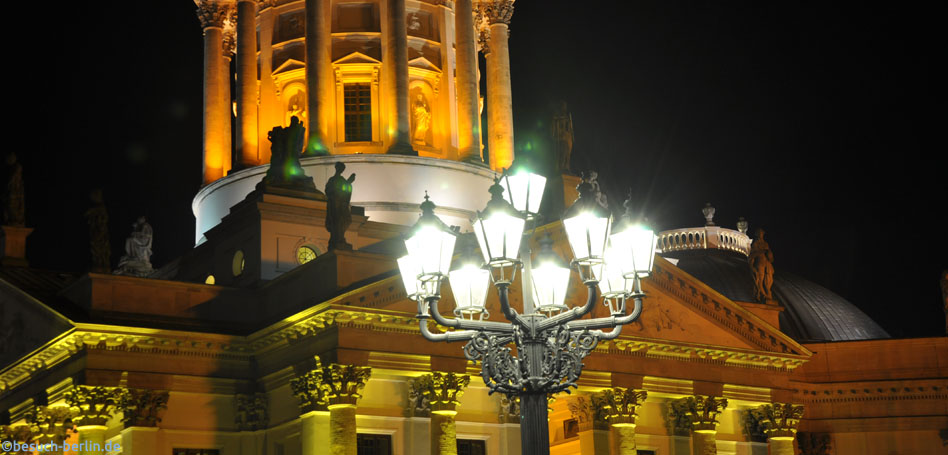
[
  {"left": 114, "top": 216, "right": 154, "bottom": 277},
  {"left": 262, "top": 116, "right": 318, "bottom": 191}
]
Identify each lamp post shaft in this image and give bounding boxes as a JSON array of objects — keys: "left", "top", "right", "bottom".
[{"left": 520, "top": 392, "right": 550, "bottom": 455}]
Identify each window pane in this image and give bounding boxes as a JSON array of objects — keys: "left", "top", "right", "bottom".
[{"left": 344, "top": 83, "right": 373, "bottom": 142}]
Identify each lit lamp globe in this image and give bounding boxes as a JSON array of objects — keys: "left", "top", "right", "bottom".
[
  {"left": 596, "top": 245, "right": 634, "bottom": 314},
  {"left": 501, "top": 168, "right": 546, "bottom": 218},
  {"left": 473, "top": 178, "right": 526, "bottom": 283},
  {"left": 401, "top": 194, "right": 457, "bottom": 299},
  {"left": 609, "top": 199, "right": 657, "bottom": 283},
  {"left": 530, "top": 233, "right": 572, "bottom": 314},
  {"left": 448, "top": 245, "right": 490, "bottom": 319},
  {"left": 562, "top": 176, "right": 611, "bottom": 283}
]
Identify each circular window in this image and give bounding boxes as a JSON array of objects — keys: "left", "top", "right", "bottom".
[
  {"left": 297, "top": 245, "right": 318, "bottom": 265},
  {"left": 232, "top": 250, "right": 246, "bottom": 276},
  {"left": 205, "top": 275, "right": 216, "bottom": 285}
]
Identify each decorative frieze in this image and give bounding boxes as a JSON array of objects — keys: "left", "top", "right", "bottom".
[
  {"left": 64, "top": 385, "right": 124, "bottom": 427},
  {"left": 235, "top": 393, "right": 269, "bottom": 431},
  {"left": 117, "top": 389, "right": 169, "bottom": 428},
  {"left": 593, "top": 388, "right": 647, "bottom": 426}
]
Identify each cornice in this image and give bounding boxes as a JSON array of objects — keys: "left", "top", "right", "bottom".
[{"left": 792, "top": 379, "right": 948, "bottom": 404}]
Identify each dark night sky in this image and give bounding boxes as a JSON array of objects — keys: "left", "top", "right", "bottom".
[{"left": 13, "top": 1, "right": 945, "bottom": 337}]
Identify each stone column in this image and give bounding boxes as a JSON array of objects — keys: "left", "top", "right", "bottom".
[
  {"left": 235, "top": 0, "right": 259, "bottom": 168},
  {"left": 304, "top": 0, "right": 331, "bottom": 155},
  {"left": 222, "top": 26, "right": 236, "bottom": 175},
  {"left": 292, "top": 359, "right": 372, "bottom": 455},
  {"left": 410, "top": 372, "right": 471, "bottom": 455},
  {"left": 197, "top": 1, "right": 235, "bottom": 184},
  {"left": 65, "top": 386, "right": 124, "bottom": 455},
  {"left": 387, "top": 0, "right": 415, "bottom": 155},
  {"left": 593, "top": 388, "right": 648, "bottom": 455},
  {"left": 477, "top": 0, "right": 515, "bottom": 171},
  {"left": 454, "top": 0, "right": 481, "bottom": 163},
  {"left": 670, "top": 395, "right": 728, "bottom": 455},
  {"left": 753, "top": 403, "right": 804, "bottom": 455}
]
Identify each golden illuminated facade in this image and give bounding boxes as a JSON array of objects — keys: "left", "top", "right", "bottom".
[
  {"left": 197, "top": 0, "right": 517, "bottom": 185},
  {"left": 1, "top": 1, "right": 946, "bottom": 455}
]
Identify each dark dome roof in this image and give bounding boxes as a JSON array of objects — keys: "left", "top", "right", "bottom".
[{"left": 663, "top": 249, "right": 889, "bottom": 343}]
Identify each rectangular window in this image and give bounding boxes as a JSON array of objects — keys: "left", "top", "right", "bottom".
[
  {"left": 457, "top": 439, "right": 487, "bottom": 455},
  {"left": 344, "top": 83, "right": 372, "bottom": 142},
  {"left": 357, "top": 434, "right": 391, "bottom": 455}
]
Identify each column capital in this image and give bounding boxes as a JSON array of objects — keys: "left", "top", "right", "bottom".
[
  {"left": 751, "top": 403, "right": 804, "bottom": 439},
  {"left": 235, "top": 393, "right": 269, "bottom": 431},
  {"left": 475, "top": 0, "right": 514, "bottom": 26},
  {"left": 670, "top": 395, "right": 728, "bottom": 433},
  {"left": 291, "top": 358, "right": 372, "bottom": 410},
  {"left": 409, "top": 372, "right": 471, "bottom": 417},
  {"left": 565, "top": 394, "right": 597, "bottom": 431},
  {"left": 196, "top": 1, "right": 235, "bottom": 30},
  {"left": 593, "top": 387, "right": 648, "bottom": 426},
  {"left": 498, "top": 395, "right": 520, "bottom": 423},
  {"left": 0, "top": 424, "right": 35, "bottom": 448},
  {"left": 24, "top": 405, "right": 76, "bottom": 445},
  {"left": 222, "top": 28, "right": 237, "bottom": 57},
  {"left": 117, "top": 389, "right": 169, "bottom": 428},
  {"left": 473, "top": 8, "right": 491, "bottom": 53},
  {"left": 64, "top": 385, "right": 125, "bottom": 427}
]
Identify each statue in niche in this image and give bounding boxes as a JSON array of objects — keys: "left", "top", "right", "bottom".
[
  {"left": 114, "top": 216, "right": 154, "bottom": 277},
  {"left": 261, "top": 116, "right": 318, "bottom": 192},
  {"left": 551, "top": 100, "right": 574, "bottom": 175},
  {"left": 84, "top": 189, "right": 111, "bottom": 273},
  {"left": 285, "top": 89, "right": 306, "bottom": 126},
  {"left": 325, "top": 162, "right": 356, "bottom": 250},
  {"left": 749, "top": 228, "right": 776, "bottom": 303},
  {"left": 412, "top": 94, "right": 431, "bottom": 145},
  {"left": 2, "top": 153, "right": 24, "bottom": 226}
]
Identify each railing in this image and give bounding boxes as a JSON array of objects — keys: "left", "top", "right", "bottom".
[{"left": 657, "top": 226, "right": 751, "bottom": 256}]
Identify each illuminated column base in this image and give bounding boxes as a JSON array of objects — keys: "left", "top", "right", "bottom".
[
  {"left": 612, "top": 423, "right": 637, "bottom": 455},
  {"left": 692, "top": 430, "right": 717, "bottom": 455},
  {"left": 329, "top": 404, "right": 358, "bottom": 455},
  {"left": 77, "top": 425, "right": 107, "bottom": 455},
  {"left": 301, "top": 411, "right": 331, "bottom": 455},
  {"left": 431, "top": 412, "right": 458, "bottom": 455},
  {"left": 767, "top": 436, "right": 794, "bottom": 455}
]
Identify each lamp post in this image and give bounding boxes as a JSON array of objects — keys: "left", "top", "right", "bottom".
[{"left": 398, "top": 172, "right": 657, "bottom": 455}]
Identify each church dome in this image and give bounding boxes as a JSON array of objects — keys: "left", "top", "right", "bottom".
[{"left": 657, "top": 207, "right": 889, "bottom": 343}]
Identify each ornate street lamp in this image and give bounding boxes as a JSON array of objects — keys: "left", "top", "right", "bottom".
[{"left": 399, "top": 175, "right": 656, "bottom": 455}]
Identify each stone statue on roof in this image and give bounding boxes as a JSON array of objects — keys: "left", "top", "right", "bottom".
[
  {"left": 749, "top": 228, "right": 776, "bottom": 304},
  {"left": 552, "top": 101, "right": 574, "bottom": 175},
  {"left": 325, "top": 162, "right": 356, "bottom": 251},
  {"left": 262, "top": 116, "right": 318, "bottom": 192},
  {"left": 114, "top": 216, "right": 154, "bottom": 277}
]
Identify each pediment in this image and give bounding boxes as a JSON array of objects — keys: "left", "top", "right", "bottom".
[
  {"left": 333, "top": 52, "right": 381, "bottom": 65},
  {"left": 0, "top": 279, "right": 75, "bottom": 369},
  {"left": 408, "top": 56, "right": 440, "bottom": 72},
  {"left": 272, "top": 59, "right": 306, "bottom": 75}
]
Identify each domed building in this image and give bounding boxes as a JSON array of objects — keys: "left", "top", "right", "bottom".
[
  {"left": 1, "top": 1, "right": 945, "bottom": 455},
  {"left": 655, "top": 207, "right": 890, "bottom": 344}
]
